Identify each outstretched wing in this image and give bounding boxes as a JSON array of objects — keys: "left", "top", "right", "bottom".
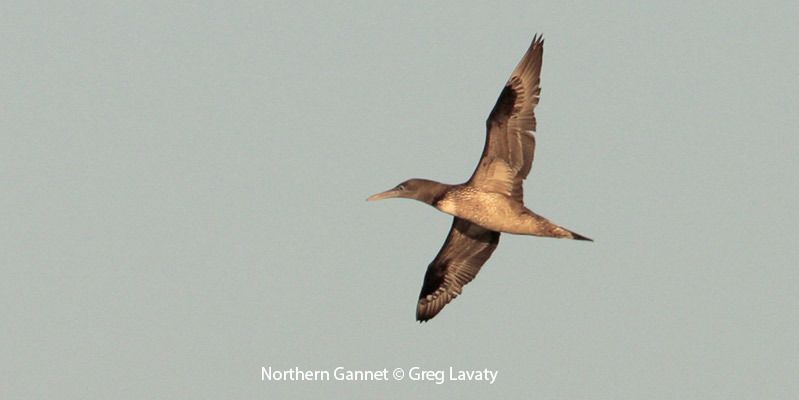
[
  {"left": 468, "top": 35, "right": 544, "bottom": 202},
  {"left": 416, "top": 218, "right": 500, "bottom": 322}
]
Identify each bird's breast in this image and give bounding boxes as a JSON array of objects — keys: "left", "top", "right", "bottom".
[{"left": 435, "top": 197, "right": 459, "bottom": 216}]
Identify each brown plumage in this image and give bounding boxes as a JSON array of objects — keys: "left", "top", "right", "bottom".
[{"left": 368, "top": 35, "right": 592, "bottom": 322}]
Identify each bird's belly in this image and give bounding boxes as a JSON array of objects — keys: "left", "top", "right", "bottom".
[{"left": 436, "top": 193, "right": 529, "bottom": 234}]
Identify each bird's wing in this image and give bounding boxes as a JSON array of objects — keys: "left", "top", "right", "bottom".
[
  {"left": 468, "top": 35, "right": 543, "bottom": 202},
  {"left": 416, "top": 218, "right": 500, "bottom": 322}
]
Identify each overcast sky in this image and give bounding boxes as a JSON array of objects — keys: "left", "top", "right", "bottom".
[{"left": 2, "top": 1, "right": 798, "bottom": 398}]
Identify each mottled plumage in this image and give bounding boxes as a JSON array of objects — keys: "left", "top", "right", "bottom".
[{"left": 368, "top": 35, "right": 592, "bottom": 322}]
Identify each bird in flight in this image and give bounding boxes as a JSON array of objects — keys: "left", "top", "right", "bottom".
[{"left": 368, "top": 35, "right": 592, "bottom": 322}]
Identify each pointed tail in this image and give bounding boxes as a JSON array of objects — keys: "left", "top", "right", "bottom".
[
  {"left": 552, "top": 224, "right": 593, "bottom": 241},
  {"left": 526, "top": 211, "right": 593, "bottom": 241},
  {"left": 568, "top": 230, "right": 593, "bottom": 241}
]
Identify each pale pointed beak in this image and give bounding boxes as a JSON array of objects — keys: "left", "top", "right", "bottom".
[{"left": 366, "top": 188, "right": 401, "bottom": 202}]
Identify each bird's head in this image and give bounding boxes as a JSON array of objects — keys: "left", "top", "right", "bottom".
[{"left": 367, "top": 179, "right": 447, "bottom": 205}]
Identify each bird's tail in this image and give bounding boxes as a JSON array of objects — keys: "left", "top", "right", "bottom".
[
  {"left": 524, "top": 211, "right": 593, "bottom": 241},
  {"left": 551, "top": 225, "right": 594, "bottom": 242},
  {"left": 542, "top": 219, "right": 593, "bottom": 241},
  {"left": 565, "top": 229, "right": 593, "bottom": 241},
  {"left": 534, "top": 215, "right": 594, "bottom": 242}
]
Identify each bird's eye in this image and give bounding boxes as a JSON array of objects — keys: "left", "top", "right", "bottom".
[{"left": 397, "top": 185, "right": 405, "bottom": 191}]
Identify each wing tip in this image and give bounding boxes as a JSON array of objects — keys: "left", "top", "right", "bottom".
[
  {"left": 531, "top": 33, "right": 545, "bottom": 48},
  {"left": 416, "top": 296, "right": 445, "bottom": 322},
  {"left": 416, "top": 308, "right": 437, "bottom": 323}
]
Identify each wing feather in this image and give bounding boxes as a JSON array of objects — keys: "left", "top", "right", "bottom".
[
  {"left": 469, "top": 35, "right": 544, "bottom": 202},
  {"left": 416, "top": 218, "right": 500, "bottom": 322}
]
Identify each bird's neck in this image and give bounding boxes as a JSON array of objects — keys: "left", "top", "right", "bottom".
[{"left": 414, "top": 181, "right": 453, "bottom": 205}]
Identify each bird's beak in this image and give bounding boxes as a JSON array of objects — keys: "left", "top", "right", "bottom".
[{"left": 367, "top": 188, "right": 402, "bottom": 202}]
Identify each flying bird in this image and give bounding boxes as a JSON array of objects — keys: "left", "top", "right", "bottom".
[{"left": 367, "top": 35, "right": 592, "bottom": 322}]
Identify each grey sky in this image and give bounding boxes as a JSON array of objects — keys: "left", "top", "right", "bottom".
[{"left": 2, "top": 1, "right": 798, "bottom": 398}]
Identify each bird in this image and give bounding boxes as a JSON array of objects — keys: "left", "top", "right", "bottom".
[{"left": 367, "top": 35, "right": 592, "bottom": 322}]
